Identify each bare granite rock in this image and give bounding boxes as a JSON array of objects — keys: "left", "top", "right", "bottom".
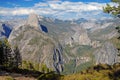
[
  {"left": 26, "top": 13, "right": 39, "bottom": 30},
  {"left": 94, "top": 42, "right": 119, "bottom": 65},
  {"left": 8, "top": 14, "right": 64, "bottom": 73}
]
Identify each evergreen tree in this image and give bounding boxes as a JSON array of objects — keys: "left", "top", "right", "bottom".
[
  {"left": 13, "top": 46, "right": 22, "bottom": 68},
  {"left": 0, "top": 39, "right": 22, "bottom": 68},
  {"left": 103, "top": 0, "right": 120, "bottom": 17},
  {"left": 0, "top": 38, "right": 12, "bottom": 66},
  {"left": 0, "top": 41, "right": 4, "bottom": 65}
]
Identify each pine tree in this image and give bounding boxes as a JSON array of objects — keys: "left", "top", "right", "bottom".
[
  {"left": 103, "top": 0, "right": 120, "bottom": 17},
  {"left": 0, "top": 39, "right": 22, "bottom": 68},
  {"left": 0, "top": 41, "right": 4, "bottom": 65},
  {"left": 0, "top": 39, "right": 12, "bottom": 66},
  {"left": 13, "top": 46, "right": 22, "bottom": 68}
]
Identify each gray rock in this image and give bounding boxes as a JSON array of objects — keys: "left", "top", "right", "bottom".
[
  {"left": 65, "top": 26, "right": 91, "bottom": 46},
  {"left": 26, "top": 13, "right": 39, "bottom": 30},
  {"left": 94, "top": 42, "right": 119, "bottom": 65},
  {"left": 8, "top": 14, "right": 64, "bottom": 73},
  {"left": 53, "top": 44, "right": 63, "bottom": 73}
]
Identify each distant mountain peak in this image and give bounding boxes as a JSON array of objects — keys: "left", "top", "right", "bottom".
[{"left": 26, "top": 13, "right": 39, "bottom": 30}]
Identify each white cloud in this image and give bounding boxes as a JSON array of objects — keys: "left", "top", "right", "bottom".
[
  {"left": 0, "top": 8, "right": 35, "bottom": 16},
  {"left": 34, "top": 2, "right": 48, "bottom": 7},
  {"left": 48, "top": 1, "right": 104, "bottom": 11},
  {"left": 0, "top": 1, "right": 117, "bottom": 20}
]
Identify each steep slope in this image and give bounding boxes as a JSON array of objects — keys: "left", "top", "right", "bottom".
[
  {"left": 0, "top": 18, "right": 26, "bottom": 39},
  {"left": 8, "top": 14, "right": 95, "bottom": 74},
  {"left": 8, "top": 14, "right": 63, "bottom": 73},
  {"left": 7, "top": 14, "right": 120, "bottom": 74},
  {"left": 63, "top": 25, "right": 91, "bottom": 46},
  {"left": 61, "top": 63, "right": 120, "bottom": 80},
  {"left": 26, "top": 13, "right": 39, "bottom": 30},
  {"left": 94, "top": 42, "right": 119, "bottom": 65}
]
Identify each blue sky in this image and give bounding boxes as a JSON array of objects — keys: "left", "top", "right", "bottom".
[
  {"left": 0, "top": 0, "right": 115, "bottom": 20},
  {"left": 0, "top": 0, "right": 111, "bottom": 7}
]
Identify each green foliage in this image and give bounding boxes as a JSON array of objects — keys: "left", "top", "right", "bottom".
[
  {"left": 112, "top": 0, "right": 120, "bottom": 3},
  {"left": 40, "top": 64, "right": 50, "bottom": 73},
  {"left": 63, "top": 60, "right": 76, "bottom": 74},
  {"left": 64, "top": 45, "right": 75, "bottom": 57},
  {"left": 22, "top": 60, "right": 35, "bottom": 70},
  {"left": 6, "top": 76, "right": 14, "bottom": 80},
  {"left": 103, "top": 0, "right": 120, "bottom": 17},
  {"left": 61, "top": 63, "right": 120, "bottom": 80},
  {"left": 34, "top": 63, "right": 39, "bottom": 71},
  {"left": 64, "top": 45, "right": 94, "bottom": 58},
  {"left": 0, "top": 38, "right": 22, "bottom": 68},
  {"left": 21, "top": 60, "right": 52, "bottom": 73},
  {"left": 77, "top": 45, "right": 94, "bottom": 56},
  {"left": 75, "top": 61, "right": 94, "bottom": 73},
  {"left": 110, "top": 37, "right": 120, "bottom": 48},
  {"left": 0, "top": 39, "right": 12, "bottom": 67},
  {"left": 38, "top": 72, "right": 61, "bottom": 80},
  {"left": 63, "top": 45, "right": 95, "bottom": 74},
  {"left": 103, "top": 4, "right": 113, "bottom": 13}
]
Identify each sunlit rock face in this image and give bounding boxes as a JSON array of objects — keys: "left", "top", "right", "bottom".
[
  {"left": 8, "top": 13, "right": 64, "bottom": 73},
  {"left": 6, "top": 13, "right": 120, "bottom": 74},
  {"left": 94, "top": 42, "right": 119, "bottom": 65},
  {"left": 26, "top": 13, "right": 39, "bottom": 30},
  {"left": 65, "top": 26, "right": 91, "bottom": 46}
]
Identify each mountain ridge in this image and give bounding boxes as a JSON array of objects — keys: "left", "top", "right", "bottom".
[{"left": 0, "top": 13, "right": 119, "bottom": 74}]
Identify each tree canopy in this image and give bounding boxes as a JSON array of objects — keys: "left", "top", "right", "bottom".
[
  {"left": 103, "top": 0, "right": 120, "bottom": 17},
  {"left": 0, "top": 38, "right": 21, "bottom": 68}
]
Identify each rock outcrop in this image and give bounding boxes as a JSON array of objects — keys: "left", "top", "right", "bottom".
[
  {"left": 26, "top": 13, "right": 39, "bottom": 30},
  {"left": 94, "top": 42, "right": 119, "bottom": 65},
  {"left": 65, "top": 26, "right": 91, "bottom": 46},
  {"left": 53, "top": 44, "right": 63, "bottom": 73}
]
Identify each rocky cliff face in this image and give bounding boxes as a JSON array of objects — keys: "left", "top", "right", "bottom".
[
  {"left": 8, "top": 14, "right": 63, "bottom": 73},
  {"left": 65, "top": 26, "right": 91, "bottom": 46},
  {"left": 26, "top": 13, "right": 39, "bottom": 30},
  {"left": 94, "top": 42, "right": 119, "bottom": 65},
  {"left": 6, "top": 14, "right": 120, "bottom": 74},
  {"left": 53, "top": 44, "right": 63, "bottom": 73},
  {"left": 0, "top": 18, "right": 26, "bottom": 39}
]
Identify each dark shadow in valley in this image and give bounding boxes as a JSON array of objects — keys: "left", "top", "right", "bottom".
[{"left": 1, "top": 24, "right": 12, "bottom": 38}]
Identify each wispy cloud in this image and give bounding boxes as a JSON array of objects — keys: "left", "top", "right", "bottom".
[
  {"left": 34, "top": 2, "right": 49, "bottom": 7},
  {"left": 0, "top": 1, "right": 116, "bottom": 20},
  {"left": 0, "top": 8, "right": 34, "bottom": 16},
  {"left": 7, "top": 2, "right": 20, "bottom": 7},
  {"left": 42, "top": 0, "right": 61, "bottom": 2},
  {"left": 24, "top": 0, "right": 33, "bottom": 1}
]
